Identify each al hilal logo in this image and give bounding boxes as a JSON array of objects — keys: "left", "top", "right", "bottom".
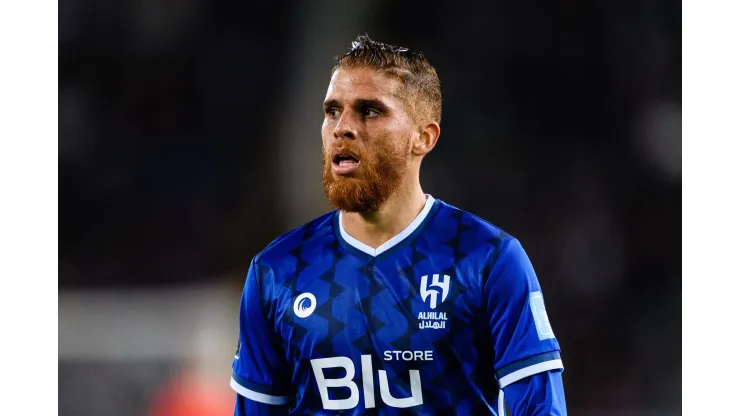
[
  {"left": 294, "top": 293, "right": 317, "bottom": 318},
  {"left": 420, "top": 274, "right": 450, "bottom": 309},
  {"left": 419, "top": 274, "right": 450, "bottom": 330}
]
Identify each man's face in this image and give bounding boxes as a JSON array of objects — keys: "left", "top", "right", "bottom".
[{"left": 321, "top": 67, "right": 416, "bottom": 213}]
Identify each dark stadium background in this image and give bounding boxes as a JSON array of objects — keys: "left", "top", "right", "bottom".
[{"left": 59, "top": 1, "right": 681, "bottom": 415}]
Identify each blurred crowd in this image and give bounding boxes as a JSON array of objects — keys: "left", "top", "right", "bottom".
[{"left": 59, "top": 1, "right": 681, "bottom": 414}]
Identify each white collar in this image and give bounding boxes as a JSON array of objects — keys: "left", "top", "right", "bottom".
[{"left": 338, "top": 195, "right": 436, "bottom": 257}]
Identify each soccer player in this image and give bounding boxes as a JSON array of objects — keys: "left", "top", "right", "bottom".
[{"left": 231, "top": 35, "right": 567, "bottom": 415}]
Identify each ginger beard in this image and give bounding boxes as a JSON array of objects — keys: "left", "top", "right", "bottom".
[{"left": 322, "top": 139, "right": 408, "bottom": 213}]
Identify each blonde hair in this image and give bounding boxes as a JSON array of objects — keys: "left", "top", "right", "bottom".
[{"left": 332, "top": 34, "right": 442, "bottom": 123}]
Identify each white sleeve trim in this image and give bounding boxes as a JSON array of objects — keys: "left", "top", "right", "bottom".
[
  {"left": 230, "top": 377, "right": 289, "bottom": 405},
  {"left": 497, "top": 359, "right": 564, "bottom": 389}
]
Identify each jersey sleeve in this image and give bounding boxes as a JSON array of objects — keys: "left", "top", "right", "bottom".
[
  {"left": 502, "top": 370, "right": 567, "bottom": 415},
  {"left": 230, "top": 258, "right": 290, "bottom": 410},
  {"left": 234, "top": 393, "right": 289, "bottom": 416},
  {"left": 484, "top": 238, "right": 565, "bottom": 413}
]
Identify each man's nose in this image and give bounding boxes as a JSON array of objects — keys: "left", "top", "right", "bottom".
[{"left": 334, "top": 114, "right": 356, "bottom": 140}]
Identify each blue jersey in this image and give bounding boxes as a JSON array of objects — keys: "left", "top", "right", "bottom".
[{"left": 231, "top": 196, "right": 565, "bottom": 415}]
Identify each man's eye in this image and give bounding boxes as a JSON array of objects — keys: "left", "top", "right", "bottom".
[
  {"left": 326, "top": 108, "right": 339, "bottom": 117},
  {"left": 363, "top": 108, "right": 380, "bottom": 117}
]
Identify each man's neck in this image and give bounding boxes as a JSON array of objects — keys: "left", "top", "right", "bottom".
[{"left": 341, "top": 184, "right": 428, "bottom": 250}]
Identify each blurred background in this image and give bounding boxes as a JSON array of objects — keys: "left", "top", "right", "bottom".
[{"left": 59, "top": 1, "right": 681, "bottom": 415}]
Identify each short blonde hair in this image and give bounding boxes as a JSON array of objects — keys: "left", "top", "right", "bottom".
[{"left": 332, "top": 34, "right": 442, "bottom": 123}]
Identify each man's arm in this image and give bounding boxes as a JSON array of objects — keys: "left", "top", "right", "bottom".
[
  {"left": 231, "top": 258, "right": 291, "bottom": 414},
  {"left": 484, "top": 237, "right": 567, "bottom": 415},
  {"left": 501, "top": 370, "right": 567, "bottom": 415}
]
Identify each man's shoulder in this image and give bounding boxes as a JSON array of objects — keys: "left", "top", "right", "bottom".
[
  {"left": 434, "top": 199, "right": 515, "bottom": 246},
  {"left": 253, "top": 210, "right": 337, "bottom": 267},
  {"left": 434, "top": 200, "right": 532, "bottom": 284}
]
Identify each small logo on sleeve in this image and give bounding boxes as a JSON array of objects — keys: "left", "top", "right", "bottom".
[
  {"left": 529, "top": 291, "right": 555, "bottom": 340},
  {"left": 294, "top": 293, "right": 317, "bottom": 318}
]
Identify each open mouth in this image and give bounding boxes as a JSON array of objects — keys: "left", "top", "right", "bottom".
[
  {"left": 333, "top": 154, "right": 359, "bottom": 166},
  {"left": 332, "top": 151, "right": 361, "bottom": 174}
]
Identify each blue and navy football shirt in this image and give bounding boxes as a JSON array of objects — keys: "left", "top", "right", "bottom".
[{"left": 231, "top": 195, "right": 564, "bottom": 415}]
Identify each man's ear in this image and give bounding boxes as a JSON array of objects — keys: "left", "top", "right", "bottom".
[{"left": 411, "top": 121, "right": 441, "bottom": 156}]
